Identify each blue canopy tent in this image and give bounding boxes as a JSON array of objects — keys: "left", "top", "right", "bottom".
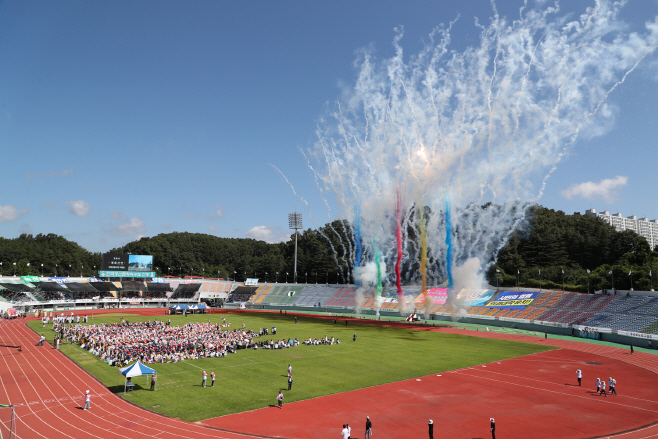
[
  {"left": 169, "top": 304, "right": 189, "bottom": 315},
  {"left": 118, "top": 361, "right": 157, "bottom": 393},
  {"left": 190, "top": 304, "right": 207, "bottom": 314}
]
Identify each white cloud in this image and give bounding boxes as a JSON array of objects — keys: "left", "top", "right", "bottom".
[
  {"left": 208, "top": 225, "right": 219, "bottom": 232},
  {"left": 162, "top": 224, "right": 172, "bottom": 230},
  {"left": 133, "top": 234, "right": 145, "bottom": 242},
  {"left": 0, "top": 204, "right": 28, "bottom": 222},
  {"left": 65, "top": 200, "right": 90, "bottom": 217},
  {"left": 560, "top": 176, "right": 628, "bottom": 202},
  {"left": 110, "top": 211, "right": 145, "bottom": 236},
  {"left": 215, "top": 204, "right": 223, "bottom": 218},
  {"left": 245, "top": 225, "right": 291, "bottom": 244}
]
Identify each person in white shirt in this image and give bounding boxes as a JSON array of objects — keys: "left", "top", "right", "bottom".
[
  {"left": 83, "top": 390, "right": 91, "bottom": 410},
  {"left": 576, "top": 369, "right": 582, "bottom": 386},
  {"left": 609, "top": 378, "right": 617, "bottom": 395},
  {"left": 341, "top": 424, "right": 349, "bottom": 439},
  {"left": 347, "top": 423, "right": 351, "bottom": 438},
  {"left": 595, "top": 378, "right": 601, "bottom": 394},
  {"left": 600, "top": 379, "right": 607, "bottom": 397}
]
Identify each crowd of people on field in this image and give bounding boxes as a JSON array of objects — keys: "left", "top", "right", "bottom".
[{"left": 54, "top": 319, "right": 259, "bottom": 366}]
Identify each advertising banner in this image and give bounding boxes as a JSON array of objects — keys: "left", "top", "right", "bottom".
[
  {"left": 415, "top": 288, "right": 448, "bottom": 305},
  {"left": 458, "top": 289, "right": 496, "bottom": 306},
  {"left": 245, "top": 278, "right": 259, "bottom": 286},
  {"left": 101, "top": 254, "right": 153, "bottom": 272},
  {"left": 485, "top": 291, "right": 539, "bottom": 309},
  {"left": 99, "top": 271, "right": 156, "bottom": 278},
  {"left": 50, "top": 277, "right": 69, "bottom": 283},
  {"left": 151, "top": 278, "right": 166, "bottom": 283},
  {"left": 21, "top": 275, "right": 41, "bottom": 283},
  {"left": 7, "top": 308, "right": 16, "bottom": 317}
]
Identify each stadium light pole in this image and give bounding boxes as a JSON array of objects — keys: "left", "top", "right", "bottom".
[
  {"left": 13, "top": 262, "right": 16, "bottom": 277},
  {"left": 68, "top": 264, "right": 71, "bottom": 277},
  {"left": 81, "top": 265, "right": 83, "bottom": 278},
  {"left": 286, "top": 272, "right": 289, "bottom": 283},
  {"left": 305, "top": 272, "right": 307, "bottom": 284},
  {"left": 265, "top": 272, "right": 268, "bottom": 283},
  {"left": 275, "top": 272, "right": 278, "bottom": 283},
  {"left": 41, "top": 263, "right": 44, "bottom": 277},
  {"left": 288, "top": 213, "right": 302, "bottom": 284},
  {"left": 55, "top": 263, "right": 57, "bottom": 276},
  {"left": 0, "top": 262, "right": 2, "bottom": 277},
  {"left": 315, "top": 272, "right": 317, "bottom": 284}
]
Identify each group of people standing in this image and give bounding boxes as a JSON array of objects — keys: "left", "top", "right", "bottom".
[
  {"left": 577, "top": 369, "right": 618, "bottom": 396},
  {"left": 595, "top": 376, "right": 617, "bottom": 397}
]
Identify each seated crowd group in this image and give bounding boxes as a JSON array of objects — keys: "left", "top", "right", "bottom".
[
  {"left": 51, "top": 316, "right": 342, "bottom": 367},
  {"left": 54, "top": 319, "right": 259, "bottom": 366}
]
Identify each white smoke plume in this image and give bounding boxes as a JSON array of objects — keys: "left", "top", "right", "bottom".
[{"left": 311, "top": 1, "right": 658, "bottom": 288}]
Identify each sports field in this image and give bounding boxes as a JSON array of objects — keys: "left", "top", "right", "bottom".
[{"left": 28, "top": 311, "right": 552, "bottom": 422}]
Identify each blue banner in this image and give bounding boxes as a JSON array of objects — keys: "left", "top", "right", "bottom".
[
  {"left": 485, "top": 291, "right": 539, "bottom": 309},
  {"left": 460, "top": 289, "right": 496, "bottom": 306},
  {"left": 99, "top": 270, "right": 155, "bottom": 278}
]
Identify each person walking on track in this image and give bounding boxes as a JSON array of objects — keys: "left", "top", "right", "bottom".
[
  {"left": 428, "top": 419, "right": 434, "bottom": 439},
  {"left": 365, "top": 416, "right": 372, "bottom": 439},
  {"left": 576, "top": 369, "right": 582, "bottom": 386},
  {"left": 490, "top": 418, "right": 495, "bottom": 439},
  {"left": 83, "top": 390, "right": 91, "bottom": 410},
  {"left": 277, "top": 390, "right": 284, "bottom": 409}
]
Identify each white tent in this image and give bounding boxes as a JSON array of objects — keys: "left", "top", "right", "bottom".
[{"left": 118, "top": 361, "right": 157, "bottom": 393}]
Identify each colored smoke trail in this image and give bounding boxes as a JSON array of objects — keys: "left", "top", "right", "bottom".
[
  {"left": 445, "top": 196, "right": 453, "bottom": 288},
  {"left": 354, "top": 204, "right": 362, "bottom": 284},
  {"left": 417, "top": 204, "right": 428, "bottom": 302},
  {"left": 395, "top": 187, "right": 404, "bottom": 302},
  {"left": 374, "top": 244, "right": 383, "bottom": 315}
]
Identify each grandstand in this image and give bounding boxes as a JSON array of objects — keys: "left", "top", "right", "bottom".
[
  {"left": 171, "top": 282, "right": 201, "bottom": 300},
  {"left": 0, "top": 270, "right": 657, "bottom": 339}
]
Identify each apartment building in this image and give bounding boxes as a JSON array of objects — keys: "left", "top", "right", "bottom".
[{"left": 585, "top": 209, "right": 658, "bottom": 250}]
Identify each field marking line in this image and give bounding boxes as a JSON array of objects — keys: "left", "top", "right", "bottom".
[{"left": 454, "top": 370, "right": 658, "bottom": 414}]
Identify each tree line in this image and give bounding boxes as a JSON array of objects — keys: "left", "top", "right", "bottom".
[
  {"left": 0, "top": 205, "right": 656, "bottom": 292},
  {"left": 491, "top": 206, "right": 658, "bottom": 292}
]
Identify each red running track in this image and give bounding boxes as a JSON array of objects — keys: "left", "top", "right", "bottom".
[{"left": 2, "top": 310, "right": 658, "bottom": 439}]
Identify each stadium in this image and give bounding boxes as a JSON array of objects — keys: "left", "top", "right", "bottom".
[
  {"left": 2, "top": 1, "right": 658, "bottom": 438},
  {"left": 1, "top": 274, "right": 658, "bottom": 438}
]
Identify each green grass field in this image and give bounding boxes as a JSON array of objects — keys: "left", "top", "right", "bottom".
[{"left": 28, "top": 312, "right": 554, "bottom": 422}]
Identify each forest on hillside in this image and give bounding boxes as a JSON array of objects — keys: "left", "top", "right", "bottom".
[{"left": 0, "top": 205, "right": 656, "bottom": 292}]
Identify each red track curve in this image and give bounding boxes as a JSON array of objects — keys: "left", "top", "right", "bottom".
[{"left": 1, "top": 310, "right": 657, "bottom": 439}]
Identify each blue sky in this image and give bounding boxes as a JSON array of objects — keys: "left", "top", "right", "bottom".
[{"left": 1, "top": 0, "right": 657, "bottom": 252}]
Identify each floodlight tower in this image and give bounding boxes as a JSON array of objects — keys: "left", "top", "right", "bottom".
[{"left": 288, "top": 212, "right": 302, "bottom": 284}]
